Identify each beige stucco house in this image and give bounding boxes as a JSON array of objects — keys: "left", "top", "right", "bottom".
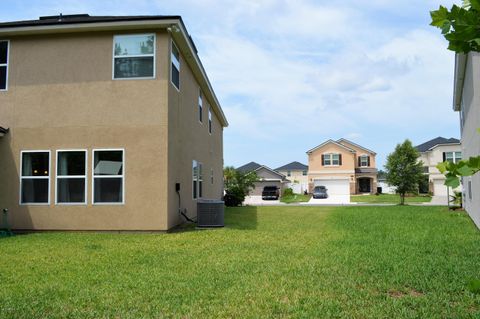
[
  {"left": 415, "top": 137, "right": 462, "bottom": 197},
  {"left": 275, "top": 161, "right": 308, "bottom": 194},
  {"left": 453, "top": 52, "right": 480, "bottom": 229},
  {"left": 0, "top": 14, "right": 228, "bottom": 231},
  {"left": 307, "top": 139, "right": 377, "bottom": 197}
]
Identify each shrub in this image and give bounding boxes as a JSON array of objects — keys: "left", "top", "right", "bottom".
[{"left": 283, "top": 188, "right": 294, "bottom": 197}]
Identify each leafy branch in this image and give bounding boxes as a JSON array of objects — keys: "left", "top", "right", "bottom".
[{"left": 430, "top": 0, "right": 480, "bottom": 52}]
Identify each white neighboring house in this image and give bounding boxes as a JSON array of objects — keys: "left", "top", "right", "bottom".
[
  {"left": 453, "top": 52, "right": 480, "bottom": 229},
  {"left": 415, "top": 137, "right": 462, "bottom": 197},
  {"left": 275, "top": 161, "right": 308, "bottom": 194},
  {"left": 377, "top": 177, "right": 396, "bottom": 194}
]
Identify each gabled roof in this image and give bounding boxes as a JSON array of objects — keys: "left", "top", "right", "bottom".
[
  {"left": 415, "top": 137, "right": 460, "bottom": 153},
  {"left": 0, "top": 14, "right": 228, "bottom": 127},
  {"left": 337, "top": 138, "right": 376, "bottom": 155},
  {"left": 275, "top": 161, "right": 308, "bottom": 171},
  {"left": 237, "top": 161, "right": 262, "bottom": 173},
  {"left": 306, "top": 139, "right": 356, "bottom": 154},
  {"left": 237, "top": 162, "right": 286, "bottom": 180}
]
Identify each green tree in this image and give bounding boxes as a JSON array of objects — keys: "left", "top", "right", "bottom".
[
  {"left": 430, "top": 0, "right": 480, "bottom": 53},
  {"left": 385, "top": 140, "right": 425, "bottom": 205},
  {"left": 223, "top": 166, "right": 258, "bottom": 206}
]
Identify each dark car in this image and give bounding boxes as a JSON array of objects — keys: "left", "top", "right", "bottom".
[
  {"left": 312, "top": 186, "right": 328, "bottom": 199},
  {"left": 262, "top": 186, "right": 280, "bottom": 200}
]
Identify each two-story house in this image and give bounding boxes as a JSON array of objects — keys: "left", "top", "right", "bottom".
[
  {"left": 275, "top": 161, "right": 308, "bottom": 194},
  {"left": 306, "top": 139, "right": 377, "bottom": 199},
  {"left": 0, "top": 14, "right": 228, "bottom": 231},
  {"left": 415, "top": 137, "right": 462, "bottom": 198},
  {"left": 453, "top": 52, "right": 480, "bottom": 229}
]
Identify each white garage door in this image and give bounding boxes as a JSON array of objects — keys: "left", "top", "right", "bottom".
[{"left": 314, "top": 179, "right": 350, "bottom": 196}]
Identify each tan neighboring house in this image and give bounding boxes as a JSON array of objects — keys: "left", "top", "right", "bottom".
[
  {"left": 307, "top": 139, "right": 377, "bottom": 197},
  {"left": 275, "top": 161, "right": 308, "bottom": 194},
  {"left": 453, "top": 52, "right": 480, "bottom": 229},
  {"left": 237, "top": 162, "right": 289, "bottom": 196},
  {"left": 415, "top": 137, "right": 462, "bottom": 197},
  {"left": 0, "top": 14, "right": 228, "bottom": 231}
]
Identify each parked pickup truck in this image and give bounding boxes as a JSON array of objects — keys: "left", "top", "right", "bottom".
[{"left": 262, "top": 186, "right": 280, "bottom": 200}]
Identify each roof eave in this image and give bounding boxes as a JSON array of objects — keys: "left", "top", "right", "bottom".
[
  {"left": 453, "top": 53, "right": 467, "bottom": 112},
  {"left": 307, "top": 139, "right": 356, "bottom": 154}
]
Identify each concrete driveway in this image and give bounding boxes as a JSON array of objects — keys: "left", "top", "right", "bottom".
[
  {"left": 243, "top": 195, "right": 283, "bottom": 206},
  {"left": 306, "top": 195, "right": 351, "bottom": 205}
]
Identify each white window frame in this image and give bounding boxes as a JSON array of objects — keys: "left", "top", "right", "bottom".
[
  {"left": 19, "top": 150, "right": 51, "bottom": 206},
  {"left": 199, "top": 89, "right": 203, "bottom": 123},
  {"left": 92, "top": 148, "right": 125, "bottom": 205},
  {"left": 0, "top": 40, "right": 10, "bottom": 92},
  {"left": 170, "top": 40, "right": 180, "bottom": 91},
  {"left": 198, "top": 162, "right": 203, "bottom": 198},
  {"left": 193, "top": 160, "right": 198, "bottom": 200},
  {"left": 360, "top": 155, "right": 369, "bottom": 167},
  {"left": 208, "top": 107, "right": 212, "bottom": 134},
  {"left": 323, "top": 153, "right": 340, "bottom": 166},
  {"left": 445, "top": 151, "right": 462, "bottom": 164},
  {"left": 112, "top": 34, "right": 156, "bottom": 80},
  {"left": 55, "top": 149, "right": 87, "bottom": 205}
]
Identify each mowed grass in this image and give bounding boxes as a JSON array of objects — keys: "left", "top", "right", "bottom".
[
  {"left": 1, "top": 206, "right": 479, "bottom": 318},
  {"left": 351, "top": 193, "right": 432, "bottom": 203},
  {"left": 280, "top": 193, "right": 311, "bottom": 204}
]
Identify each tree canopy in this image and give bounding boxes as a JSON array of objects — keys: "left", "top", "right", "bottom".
[{"left": 385, "top": 140, "right": 424, "bottom": 205}]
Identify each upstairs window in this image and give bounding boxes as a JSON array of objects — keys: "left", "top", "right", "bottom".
[
  {"left": 359, "top": 155, "right": 369, "bottom": 167},
  {"left": 199, "top": 90, "right": 203, "bottom": 123},
  {"left": 56, "top": 150, "right": 87, "bottom": 204},
  {"left": 208, "top": 108, "right": 212, "bottom": 134},
  {"left": 0, "top": 40, "right": 9, "bottom": 91},
  {"left": 113, "top": 34, "right": 155, "bottom": 79},
  {"left": 302, "top": 170, "right": 307, "bottom": 176},
  {"left": 20, "top": 151, "right": 50, "bottom": 204},
  {"left": 444, "top": 151, "right": 462, "bottom": 164},
  {"left": 322, "top": 153, "right": 341, "bottom": 166},
  {"left": 171, "top": 41, "right": 180, "bottom": 90}
]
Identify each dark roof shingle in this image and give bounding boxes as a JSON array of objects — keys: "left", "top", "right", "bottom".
[
  {"left": 0, "top": 14, "right": 181, "bottom": 29},
  {"left": 275, "top": 161, "right": 308, "bottom": 171},
  {"left": 415, "top": 137, "right": 460, "bottom": 152},
  {"left": 237, "top": 162, "right": 262, "bottom": 173}
]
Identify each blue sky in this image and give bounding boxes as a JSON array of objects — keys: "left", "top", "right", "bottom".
[{"left": 1, "top": 0, "right": 459, "bottom": 169}]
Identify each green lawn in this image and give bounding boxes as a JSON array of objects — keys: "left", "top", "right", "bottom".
[
  {"left": 351, "top": 193, "right": 432, "bottom": 203},
  {"left": 280, "top": 193, "right": 311, "bottom": 204},
  {"left": 1, "top": 206, "right": 479, "bottom": 318}
]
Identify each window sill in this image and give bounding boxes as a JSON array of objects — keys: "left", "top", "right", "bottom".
[{"left": 113, "top": 77, "right": 155, "bottom": 81}]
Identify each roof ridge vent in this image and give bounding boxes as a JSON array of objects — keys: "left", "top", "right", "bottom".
[{"left": 39, "top": 14, "right": 90, "bottom": 21}]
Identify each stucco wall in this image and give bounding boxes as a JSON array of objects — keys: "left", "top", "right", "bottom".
[
  {"left": 308, "top": 144, "right": 356, "bottom": 173},
  {"left": 461, "top": 52, "right": 480, "bottom": 228},
  {"left": 337, "top": 140, "right": 377, "bottom": 169},
  {"left": 0, "top": 30, "right": 219, "bottom": 231},
  {"left": 167, "top": 36, "right": 224, "bottom": 229}
]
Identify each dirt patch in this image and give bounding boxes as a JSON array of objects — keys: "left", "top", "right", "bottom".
[{"left": 388, "top": 288, "right": 424, "bottom": 298}]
